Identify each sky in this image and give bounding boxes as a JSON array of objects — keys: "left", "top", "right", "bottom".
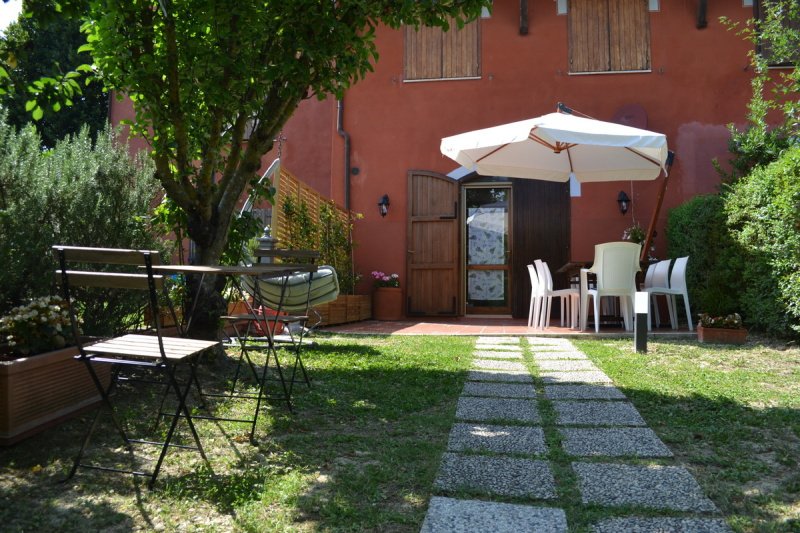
[{"left": 1, "top": 0, "right": 23, "bottom": 34}]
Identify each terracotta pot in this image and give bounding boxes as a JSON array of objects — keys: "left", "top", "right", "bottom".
[
  {"left": 373, "top": 287, "right": 403, "bottom": 321},
  {"left": 0, "top": 345, "right": 111, "bottom": 445},
  {"left": 697, "top": 325, "right": 748, "bottom": 345}
]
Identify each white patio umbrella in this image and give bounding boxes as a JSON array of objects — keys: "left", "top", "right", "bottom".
[{"left": 440, "top": 109, "right": 669, "bottom": 183}]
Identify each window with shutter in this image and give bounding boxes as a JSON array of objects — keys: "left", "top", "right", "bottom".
[
  {"left": 569, "top": 0, "right": 651, "bottom": 73},
  {"left": 404, "top": 18, "right": 480, "bottom": 81}
]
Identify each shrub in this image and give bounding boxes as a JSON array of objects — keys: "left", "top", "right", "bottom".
[
  {"left": 725, "top": 146, "right": 800, "bottom": 337},
  {"left": 0, "top": 112, "right": 163, "bottom": 335},
  {"left": 666, "top": 194, "right": 744, "bottom": 317}
]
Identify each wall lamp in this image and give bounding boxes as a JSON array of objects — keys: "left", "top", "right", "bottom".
[
  {"left": 617, "top": 191, "right": 631, "bottom": 215},
  {"left": 378, "top": 194, "right": 390, "bottom": 217}
]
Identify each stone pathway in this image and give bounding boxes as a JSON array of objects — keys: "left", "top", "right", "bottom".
[{"left": 420, "top": 336, "right": 731, "bottom": 533}]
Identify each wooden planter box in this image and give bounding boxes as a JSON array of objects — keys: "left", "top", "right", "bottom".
[
  {"left": 314, "top": 294, "right": 371, "bottom": 326},
  {"left": 697, "top": 325, "right": 748, "bottom": 345},
  {"left": 1, "top": 346, "right": 111, "bottom": 445}
]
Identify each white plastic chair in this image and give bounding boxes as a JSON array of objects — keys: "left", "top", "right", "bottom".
[
  {"left": 646, "top": 256, "right": 693, "bottom": 330},
  {"left": 644, "top": 259, "right": 672, "bottom": 331},
  {"left": 642, "top": 262, "right": 661, "bottom": 328},
  {"left": 535, "top": 260, "right": 579, "bottom": 329},
  {"left": 527, "top": 264, "right": 542, "bottom": 328},
  {"left": 580, "top": 242, "right": 641, "bottom": 333}
]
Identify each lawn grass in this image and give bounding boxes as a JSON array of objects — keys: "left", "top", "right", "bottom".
[
  {"left": 0, "top": 335, "right": 473, "bottom": 532},
  {"left": 573, "top": 337, "right": 800, "bottom": 532},
  {"left": 1, "top": 334, "right": 798, "bottom": 532}
]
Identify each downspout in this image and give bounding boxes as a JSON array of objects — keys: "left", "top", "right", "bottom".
[
  {"left": 336, "top": 99, "right": 351, "bottom": 210},
  {"left": 336, "top": 98, "right": 355, "bottom": 293}
]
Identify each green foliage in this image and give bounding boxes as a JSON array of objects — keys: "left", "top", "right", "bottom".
[
  {"left": 666, "top": 195, "right": 744, "bottom": 317},
  {"left": 0, "top": 14, "right": 98, "bottom": 146},
  {"left": 725, "top": 146, "right": 800, "bottom": 337},
  {"left": 281, "top": 196, "right": 361, "bottom": 294},
  {"left": 0, "top": 111, "right": 163, "bottom": 335}
]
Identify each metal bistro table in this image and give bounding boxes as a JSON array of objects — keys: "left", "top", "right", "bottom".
[{"left": 149, "top": 263, "right": 317, "bottom": 441}]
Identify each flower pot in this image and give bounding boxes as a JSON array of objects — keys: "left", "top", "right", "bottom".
[
  {"left": 697, "top": 325, "right": 748, "bottom": 345},
  {"left": 0, "top": 345, "right": 111, "bottom": 445},
  {"left": 373, "top": 287, "right": 403, "bottom": 321}
]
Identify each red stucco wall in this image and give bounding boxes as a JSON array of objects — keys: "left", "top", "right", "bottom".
[{"left": 288, "top": 0, "right": 755, "bottom": 292}]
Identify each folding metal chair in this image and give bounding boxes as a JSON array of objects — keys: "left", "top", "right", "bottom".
[{"left": 54, "top": 245, "right": 220, "bottom": 488}]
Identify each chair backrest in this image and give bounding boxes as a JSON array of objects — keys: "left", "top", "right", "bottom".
[
  {"left": 651, "top": 259, "right": 672, "bottom": 289},
  {"left": 533, "top": 259, "right": 550, "bottom": 294},
  {"left": 669, "top": 256, "right": 689, "bottom": 291},
  {"left": 53, "top": 245, "right": 167, "bottom": 341},
  {"left": 589, "top": 241, "right": 641, "bottom": 291},
  {"left": 527, "top": 264, "right": 539, "bottom": 295},
  {"left": 643, "top": 262, "right": 657, "bottom": 290}
]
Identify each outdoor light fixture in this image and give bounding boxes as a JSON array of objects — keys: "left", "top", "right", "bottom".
[
  {"left": 378, "top": 194, "right": 390, "bottom": 217},
  {"left": 617, "top": 191, "right": 631, "bottom": 215}
]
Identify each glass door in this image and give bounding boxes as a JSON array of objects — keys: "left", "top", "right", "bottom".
[{"left": 464, "top": 186, "right": 511, "bottom": 315}]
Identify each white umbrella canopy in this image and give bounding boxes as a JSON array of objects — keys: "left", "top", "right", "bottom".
[{"left": 440, "top": 110, "right": 669, "bottom": 183}]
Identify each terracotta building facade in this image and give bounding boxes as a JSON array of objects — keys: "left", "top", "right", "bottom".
[{"left": 112, "top": 0, "right": 761, "bottom": 319}]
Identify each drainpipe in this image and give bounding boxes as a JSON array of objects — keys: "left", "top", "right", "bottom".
[
  {"left": 336, "top": 98, "right": 356, "bottom": 293},
  {"left": 336, "top": 99, "right": 351, "bottom": 210}
]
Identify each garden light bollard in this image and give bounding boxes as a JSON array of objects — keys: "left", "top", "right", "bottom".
[{"left": 634, "top": 291, "right": 649, "bottom": 353}]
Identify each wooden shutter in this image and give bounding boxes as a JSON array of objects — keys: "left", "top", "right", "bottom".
[
  {"left": 569, "top": 0, "right": 650, "bottom": 73},
  {"left": 405, "top": 18, "right": 479, "bottom": 80},
  {"left": 609, "top": 0, "right": 650, "bottom": 71},
  {"left": 569, "top": 0, "right": 611, "bottom": 73}
]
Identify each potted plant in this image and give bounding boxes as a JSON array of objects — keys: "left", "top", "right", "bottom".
[
  {"left": 372, "top": 271, "right": 403, "bottom": 321},
  {"left": 0, "top": 296, "right": 110, "bottom": 445},
  {"left": 696, "top": 312, "right": 748, "bottom": 345}
]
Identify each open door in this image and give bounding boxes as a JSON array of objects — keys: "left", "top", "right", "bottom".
[{"left": 407, "top": 171, "right": 459, "bottom": 316}]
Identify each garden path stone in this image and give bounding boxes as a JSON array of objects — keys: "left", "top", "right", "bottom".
[
  {"left": 537, "top": 360, "right": 600, "bottom": 372},
  {"left": 560, "top": 428, "right": 673, "bottom": 457},
  {"left": 473, "top": 345, "right": 523, "bottom": 353},
  {"left": 526, "top": 337, "right": 574, "bottom": 347},
  {"left": 533, "top": 351, "right": 589, "bottom": 360},
  {"left": 468, "top": 369, "right": 533, "bottom": 383},
  {"left": 540, "top": 371, "right": 613, "bottom": 384},
  {"left": 473, "top": 359, "right": 528, "bottom": 372},
  {"left": 544, "top": 384, "right": 627, "bottom": 400},
  {"left": 447, "top": 423, "right": 547, "bottom": 455},
  {"left": 435, "top": 453, "right": 556, "bottom": 499},
  {"left": 553, "top": 401, "right": 647, "bottom": 426},
  {"left": 591, "top": 517, "right": 732, "bottom": 533},
  {"left": 476, "top": 337, "right": 520, "bottom": 344},
  {"left": 573, "top": 462, "right": 719, "bottom": 512},
  {"left": 473, "top": 350, "right": 524, "bottom": 360},
  {"left": 421, "top": 497, "right": 568, "bottom": 533},
  {"left": 456, "top": 397, "right": 540, "bottom": 423},
  {"left": 462, "top": 381, "right": 537, "bottom": 399}
]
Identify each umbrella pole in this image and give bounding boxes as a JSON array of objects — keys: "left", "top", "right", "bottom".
[{"left": 641, "top": 151, "right": 675, "bottom": 263}]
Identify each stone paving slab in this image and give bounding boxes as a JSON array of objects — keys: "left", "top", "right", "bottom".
[
  {"left": 448, "top": 423, "right": 547, "bottom": 455},
  {"left": 533, "top": 351, "right": 589, "bottom": 360},
  {"left": 573, "top": 462, "right": 719, "bottom": 512},
  {"left": 537, "top": 360, "right": 600, "bottom": 372},
  {"left": 473, "top": 345, "right": 524, "bottom": 353},
  {"left": 435, "top": 453, "right": 556, "bottom": 499},
  {"left": 560, "top": 428, "right": 673, "bottom": 457},
  {"left": 540, "top": 371, "right": 613, "bottom": 384},
  {"left": 544, "top": 384, "right": 627, "bottom": 400},
  {"left": 462, "top": 381, "right": 537, "bottom": 399},
  {"left": 468, "top": 369, "right": 533, "bottom": 383},
  {"left": 526, "top": 337, "right": 574, "bottom": 347},
  {"left": 456, "top": 397, "right": 540, "bottom": 423},
  {"left": 476, "top": 337, "right": 520, "bottom": 343},
  {"left": 553, "top": 401, "right": 647, "bottom": 426},
  {"left": 421, "top": 497, "right": 568, "bottom": 533},
  {"left": 473, "top": 359, "right": 528, "bottom": 372},
  {"left": 473, "top": 350, "right": 524, "bottom": 360},
  {"left": 591, "top": 517, "right": 732, "bottom": 533}
]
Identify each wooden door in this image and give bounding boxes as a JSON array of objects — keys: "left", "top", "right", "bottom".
[{"left": 407, "top": 171, "right": 459, "bottom": 316}]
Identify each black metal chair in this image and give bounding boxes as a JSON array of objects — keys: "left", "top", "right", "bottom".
[{"left": 54, "top": 245, "right": 219, "bottom": 488}]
